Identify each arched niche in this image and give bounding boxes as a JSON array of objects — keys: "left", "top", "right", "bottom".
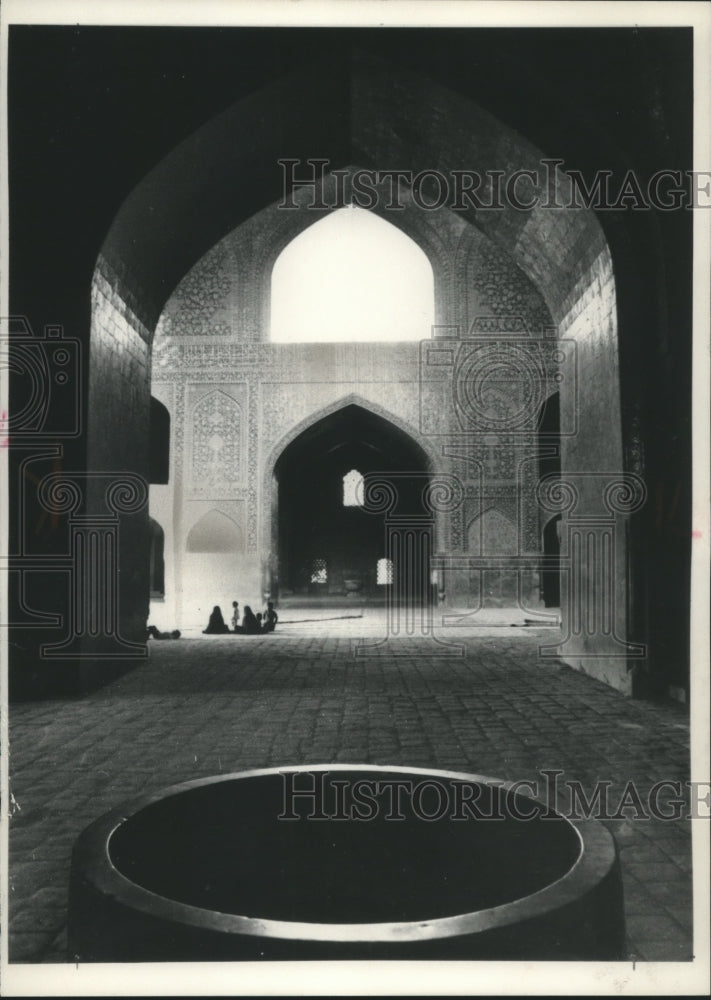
[
  {"left": 272, "top": 402, "right": 431, "bottom": 599},
  {"left": 466, "top": 508, "right": 521, "bottom": 609},
  {"left": 186, "top": 510, "right": 244, "bottom": 554},
  {"left": 467, "top": 508, "right": 518, "bottom": 556}
]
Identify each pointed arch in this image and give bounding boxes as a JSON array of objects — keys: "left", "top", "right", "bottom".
[
  {"left": 467, "top": 508, "right": 518, "bottom": 556},
  {"left": 265, "top": 393, "right": 440, "bottom": 484},
  {"left": 269, "top": 398, "right": 435, "bottom": 599},
  {"left": 81, "top": 43, "right": 661, "bottom": 693},
  {"left": 186, "top": 510, "right": 244, "bottom": 554}
]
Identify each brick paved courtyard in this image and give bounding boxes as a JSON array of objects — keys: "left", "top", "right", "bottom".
[{"left": 7, "top": 615, "right": 694, "bottom": 964}]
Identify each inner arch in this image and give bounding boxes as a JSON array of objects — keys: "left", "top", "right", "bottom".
[
  {"left": 274, "top": 403, "right": 431, "bottom": 599},
  {"left": 270, "top": 206, "right": 435, "bottom": 343}
]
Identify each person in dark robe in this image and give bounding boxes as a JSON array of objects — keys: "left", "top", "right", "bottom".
[
  {"left": 241, "top": 606, "right": 260, "bottom": 634},
  {"left": 203, "top": 606, "right": 230, "bottom": 634},
  {"left": 263, "top": 601, "right": 279, "bottom": 632},
  {"left": 147, "top": 625, "right": 181, "bottom": 640},
  {"left": 231, "top": 601, "right": 240, "bottom": 631}
]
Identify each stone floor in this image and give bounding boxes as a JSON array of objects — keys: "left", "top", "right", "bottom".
[{"left": 7, "top": 611, "right": 694, "bottom": 964}]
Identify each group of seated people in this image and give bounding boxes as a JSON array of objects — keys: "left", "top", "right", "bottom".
[{"left": 202, "top": 601, "right": 279, "bottom": 635}]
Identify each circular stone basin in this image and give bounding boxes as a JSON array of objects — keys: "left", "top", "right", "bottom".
[{"left": 68, "top": 765, "right": 625, "bottom": 962}]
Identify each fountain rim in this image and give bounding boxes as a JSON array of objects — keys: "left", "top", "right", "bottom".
[{"left": 72, "top": 763, "right": 617, "bottom": 945}]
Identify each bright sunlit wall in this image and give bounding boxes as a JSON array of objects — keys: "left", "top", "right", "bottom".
[{"left": 270, "top": 206, "right": 435, "bottom": 343}]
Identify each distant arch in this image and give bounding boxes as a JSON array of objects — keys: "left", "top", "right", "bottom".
[
  {"left": 265, "top": 393, "right": 440, "bottom": 483},
  {"left": 271, "top": 401, "right": 433, "bottom": 599}
]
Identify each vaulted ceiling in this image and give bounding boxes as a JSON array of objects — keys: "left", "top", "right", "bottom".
[{"left": 8, "top": 27, "right": 692, "bottom": 342}]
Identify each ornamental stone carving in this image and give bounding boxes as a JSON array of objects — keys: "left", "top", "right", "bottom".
[{"left": 191, "top": 391, "right": 242, "bottom": 493}]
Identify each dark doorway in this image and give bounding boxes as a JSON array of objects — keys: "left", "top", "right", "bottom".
[
  {"left": 537, "top": 391, "right": 561, "bottom": 480},
  {"left": 275, "top": 405, "right": 431, "bottom": 601},
  {"left": 537, "top": 392, "right": 561, "bottom": 608},
  {"left": 541, "top": 515, "right": 562, "bottom": 608},
  {"left": 150, "top": 398, "right": 170, "bottom": 484},
  {"left": 148, "top": 517, "right": 165, "bottom": 599}
]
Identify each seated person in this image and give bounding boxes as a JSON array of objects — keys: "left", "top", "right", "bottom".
[
  {"left": 147, "top": 625, "right": 181, "bottom": 640},
  {"left": 202, "top": 605, "right": 231, "bottom": 634},
  {"left": 241, "top": 606, "right": 260, "bottom": 635},
  {"left": 263, "top": 601, "right": 279, "bottom": 632}
]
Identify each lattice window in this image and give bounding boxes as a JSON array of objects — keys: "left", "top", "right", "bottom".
[
  {"left": 310, "top": 559, "right": 328, "bottom": 584},
  {"left": 377, "top": 558, "right": 394, "bottom": 585},
  {"left": 191, "top": 391, "right": 241, "bottom": 490},
  {"left": 343, "top": 469, "right": 364, "bottom": 507}
]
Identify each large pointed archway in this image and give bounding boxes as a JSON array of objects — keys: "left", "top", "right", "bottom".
[
  {"left": 272, "top": 403, "right": 433, "bottom": 603},
  {"left": 77, "top": 41, "right": 681, "bottom": 695}
]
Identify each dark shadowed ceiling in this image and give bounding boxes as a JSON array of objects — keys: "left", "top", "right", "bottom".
[{"left": 8, "top": 26, "right": 692, "bottom": 337}]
